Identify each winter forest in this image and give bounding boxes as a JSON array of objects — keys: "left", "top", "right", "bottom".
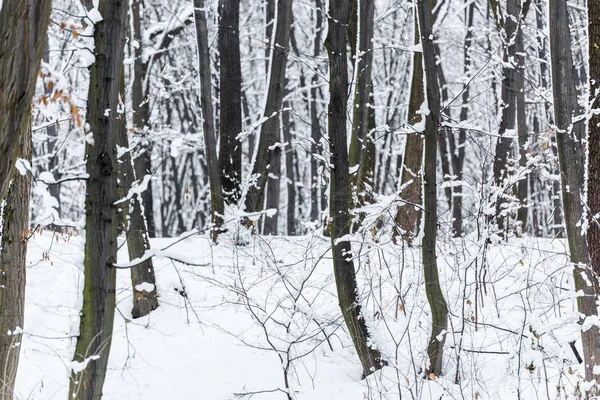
[{"left": 5, "top": 0, "right": 600, "bottom": 398}]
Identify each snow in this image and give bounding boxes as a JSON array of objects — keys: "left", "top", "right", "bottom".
[
  {"left": 14, "top": 232, "right": 595, "bottom": 399},
  {"left": 14, "top": 158, "right": 31, "bottom": 176},
  {"left": 134, "top": 282, "right": 155, "bottom": 293}
]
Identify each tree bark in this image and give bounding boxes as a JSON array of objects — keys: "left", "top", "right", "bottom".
[
  {"left": 218, "top": 0, "right": 243, "bottom": 204},
  {"left": 245, "top": 0, "right": 293, "bottom": 213},
  {"left": 282, "top": 100, "right": 296, "bottom": 235},
  {"left": 393, "top": 19, "right": 424, "bottom": 246},
  {"left": 550, "top": 0, "right": 600, "bottom": 385},
  {"left": 194, "top": 0, "right": 225, "bottom": 241},
  {"left": 416, "top": 0, "right": 449, "bottom": 376},
  {"left": 588, "top": 0, "right": 600, "bottom": 389},
  {"left": 69, "top": 0, "right": 126, "bottom": 398},
  {"left": 0, "top": 127, "right": 31, "bottom": 400},
  {"left": 325, "top": 0, "right": 385, "bottom": 378},
  {"left": 131, "top": 0, "right": 156, "bottom": 237},
  {"left": 310, "top": 0, "right": 324, "bottom": 223},
  {"left": 0, "top": 0, "right": 51, "bottom": 199}
]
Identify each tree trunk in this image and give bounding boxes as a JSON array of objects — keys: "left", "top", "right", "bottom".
[
  {"left": 452, "top": 0, "right": 475, "bottom": 237},
  {"left": 492, "top": 0, "right": 522, "bottom": 233},
  {"left": 218, "top": 0, "right": 243, "bottom": 204},
  {"left": 69, "top": 0, "right": 126, "bottom": 398},
  {"left": 245, "top": 0, "right": 293, "bottom": 213},
  {"left": 588, "top": 0, "right": 600, "bottom": 389},
  {"left": 194, "top": 0, "right": 225, "bottom": 241},
  {"left": 282, "top": 101, "right": 296, "bottom": 235},
  {"left": 416, "top": 0, "right": 449, "bottom": 376},
  {"left": 325, "top": 0, "right": 385, "bottom": 378},
  {"left": 310, "top": 0, "right": 324, "bottom": 223},
  {"left": 0, "top": 0, "right": 51, "bottom": 198},
  {"left": 393, "top": 19, "right": 424, "bottom": 246},
  {"left": 263, "top": 142, "right": 281, "bottom": 235},
  {"left": 550, "top": 0, "right": 600, "bottom": 385},
  {"left": 0, "top": 127, "right": 31, "bottom": 400},
  {"left": 132, "top": 0, "right": 156, "bottom": 237},
  {"left": 116, "top": 106, "right": 159, "bottom": 318},
  {"left": 515, "top": 17, "right": 528, "bottom": 234}
]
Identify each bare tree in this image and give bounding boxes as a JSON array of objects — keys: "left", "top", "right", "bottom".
[
  {"left": 549, "top": 0, "right": 600, "bottom": 385},
  {"left": 69, "top": 0, "right": 127, "bottom": 397},
  {"left": 325, "top": 0, "right": 385, "bottom": 378},
  {"left": 194, "top": 0, "right": 225, "bottom": 240},
  {"left": 416, "top": 0, "right": 449, "bottom": 376},
  {"left": 0, "top": 128, "right": 32, "bottom": 400},
  {"left": 0, "top": 0, "right": 52, "bottom": 198}
]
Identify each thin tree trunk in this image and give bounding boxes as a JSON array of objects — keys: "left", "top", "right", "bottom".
[
  {"left": 416, "top": 0, "right": 449, "bottom": 376},
  {"left": 515, "top": 18, "right": 528, "bottom": 234},
  {"left": 393, "top": 19, "right": 424, "bottom": 246},
  {"left": 132, "top": 0, "right": 156, "bottom": 238},
  {"left": 245, "top": 0, "right": 293, "bottom": 213},
  {"left": 492, "top": 0, "right": 522, "bottom": 233},
  {"left": 310, "top": 0, "right": 323, "bottom": 223},
  {"left": 550, "top": 0, "right": 600, "bottom": 385},
  {"left": 452, "top": 0, "right": 474, "bottom": 237},
  {"left": 69, "top": 0, "right": 126, "bottom": 397},
  {"left": 194, "top": 0, "right": 225, "bottom": 241},
  {"left": 325, "top": 0, "right": 385, "bottom": 378},
  {"left": 282, "top": 100, "right": 296, "bottom": 235},
  {"left": 0, "top": 0, "right": 51, "bottom": 198},
  {"left": 219, "top": 0, "right": 243, "bottom": 204},
  {"left": 116, "top": 109, "right": 159, "bottom": 318},
  {"left": 0, "top": 127, "right": 31, "bottom": 400}
]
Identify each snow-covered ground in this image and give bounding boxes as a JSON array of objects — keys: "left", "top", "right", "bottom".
[{"left": 14, "top": 228, "right": 590, "bottom": 399}]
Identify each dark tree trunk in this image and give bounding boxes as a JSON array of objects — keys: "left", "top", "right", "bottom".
[
  {"left": 351, "top": 0, "right": 377, "bottom": 219},
  {"left": 0, "top": 127, "right": 31, "bottom": 400},
  {"left": 452, "top": 0, "right": 474, "bottom": 237},
  {"left": 393, "top": 19, "right": 423, "bottom": 246},
  {"left": 116, "top": 98, "right": 159, "bottom": 319},
  {"left": 325, "top": 0, "right": 385, "bottom": 378},
  {"left": 282, "top": 101, "right": 296, "bottom": 235},
  {"left": 0, "top": 0, "right": 51, "bottom": 198},
  {"left": 492, "top": 0, "right": 522, "bottom": 233},
  {"left": 515, "top": 16, "right": 528, "bottom": 234},
  {"left": 588, "top": 0, "right": 600, "bottom": 388},
  {"left": 69, "top": 0, "right": 126, "bottom": 398},
  {"left": 263, "top": 141, "right": 281, "bottom": 235},
  {"left": 218, "top": 0, "right": 243, "bottom": 204},
  {"left": 416, "top": 0, "right": 449, "bottom": 376},
  {"left": 310, "top": 0, "right": 324, "bottom": 223},
  {"left": 550, "top": 0, "right": 600, "bottom": 384},
  {"left": 194, "top": 0, "right": 225, "bottom": 241},
  {"left": 245, "top": 0, "right": 293, "bottom": 213},
  {"left": 132, "top": 0, "right": 156, "bottom": 238}
]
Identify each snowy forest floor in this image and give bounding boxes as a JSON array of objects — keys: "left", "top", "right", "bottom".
[{"left": 14, "top": 228, "right": 591, "bottom": 399}]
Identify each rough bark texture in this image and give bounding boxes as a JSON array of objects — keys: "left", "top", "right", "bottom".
[
  {"left": 452, "top": 1, "right": 474, "bottom": 237},
  {"left": 515, "top": 17, "right": 528, "bottom": 234},
  {"left": 116, "top": 109, "right": 159, "bottom": 319},
  {"left": 492, "top": 0, "right": 522, "bottom": 233},
  {"left": 393, "top": 19, "right": 424, "bottom": 246},
  {"left": 348, "top": 0, "right": 376, "bottom": 205},
  {"left": 416, "top": 0, "right": 449, "bottom": 376},
  {"left": 325, "top": 0, "right": 385, "bottom": 378},
  {"left": 588, "top": 0, "right": 600, "bottom": 388},
  {"left": 194, "top": 0, "right": 225, "bottom": 241},
  {"left": 0, "top": 0, "right": 51, "bottom": 199},
  {"left": 245, "top": 0, "right": 293, "bottom": 213},
  {"left": 131, "top": 0, "right": 156, "bottom": 237},
  {"left": 550, "top": 0, "right": 600, "bottom": 384},
  {"left": 310, "top": 0, "right": 324, "bottom": 223},
  {"left": 263, "top": 141, "right": 281, "bottom": 235},
  {"left": 69, "top": 1, "right": 126, "bottom": 398},
  {"left": 0, "top": 128, "right": 31, "bottom": 400},
  {"left": 218, "top": 0, "right": 243, "bottom": 204},
  {"left": 282, "top": 101, "right": 296, "bottom": 235}
]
